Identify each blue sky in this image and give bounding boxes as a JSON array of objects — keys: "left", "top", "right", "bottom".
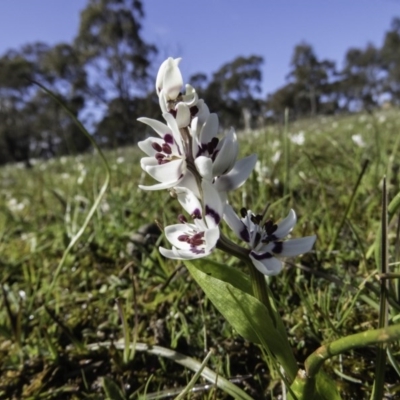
[{"left": 0, "top": 0, "right": 399, "bottom": 96}]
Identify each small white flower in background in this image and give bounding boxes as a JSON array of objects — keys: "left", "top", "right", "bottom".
[
  {"left": 7, "top": 198, "right": 26, "bottom": 212},
  {"left": 224, "top": 206, "right": 316, "bottom": 276},
  {"left": 116, "top": 156, "right": 125, "bottom": 164},
  {"left": 351, "top": 134, "right": 366, "bottom": 148},
  {"left": 332, "top": 122, "right": 338, "bottom": 129},
  {"left": 271, "top": 150, "right": 281, "bottom": 164},
  {"left": 290, "top": 131, "right": 305, "bottom": 146},
  {"left": 77, "top": 168, "right": 87, "bottom": 185},
  {"left": 378, "top": 115, "right": 386, "bottom": 124},
  {"left": 254, "top": 160, "right": 270, "bottom": 183}
]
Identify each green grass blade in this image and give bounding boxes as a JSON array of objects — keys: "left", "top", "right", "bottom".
[
  {"left": 32, "top": 81, "right": 111, "bottom": 291},
  {"left": 370, "top": 176, "right": 389, "bottom": 400},
  {"left": 174, "top": 349, "right": 214, "bottom": 400}
]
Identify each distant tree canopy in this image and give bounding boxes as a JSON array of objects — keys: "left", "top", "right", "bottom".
[{"left": 1, "top": 4, "right": 400, "bottom": 165}]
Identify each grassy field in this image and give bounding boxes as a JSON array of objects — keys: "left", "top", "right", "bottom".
[{"left": 1, "top": 108, "right": 400, "bottom": 399}]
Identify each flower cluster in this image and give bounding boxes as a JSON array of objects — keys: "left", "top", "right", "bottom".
[{"left": 138, "top": 57, "right": 315, "bottom": 275}]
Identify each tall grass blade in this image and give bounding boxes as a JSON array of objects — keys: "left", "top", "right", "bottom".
[
  {"left": 370, "top": 176, "right": 389, "bottom": 400},
  {"left": 328, "top": 159, "right": 369, "bottom": 253},
  {"left": 174, "top": 349, "right": 214, "bottom": 400},
  {"left": 32, "top": 81, "right": 111, "bottom": 291}
]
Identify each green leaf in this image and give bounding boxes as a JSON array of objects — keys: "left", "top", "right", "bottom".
[{"left": 186, "top": 259, "right": 297, "bottom": 378}]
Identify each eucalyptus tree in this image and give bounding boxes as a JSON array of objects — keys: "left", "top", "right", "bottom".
[
  {"left": 0, "top": 41, "right": 90, "bottom": 165},
  {"left": 339, "top": 44, "right": 383, "bottom": 111},
  {"left": 0, "top": 44, "right": 45, "bottom": 165},
  {"left": 74, "top": 0, "right": 157, "bottom": 146},
  {"left": 381, "top": 17, "right": 400, "bottom": 104},
  {"left": 200, "top": 55, "right": 264, "bottom": 129},
  {"left": 286, "top": 43, "right": 336, "bottom": 116}
]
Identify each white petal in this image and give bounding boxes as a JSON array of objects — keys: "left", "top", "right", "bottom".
[
  {"left": 159, "top": 246, "right": 209, "bottom": 260},
  {"left": 202, "top": 180, "right": 223, "bottom": 227},
  {"left": 199, "top": 113, "right": 219, "bottom": 144},
  {"left": 145, "top": 159, "right": 184, "bottom": 182},
  {"left": 182, "top": 84, "right": 198, "bottom": 106},
  {"left": 276, "top": 236, "right": 316, "bottom": 257},
  {"left": 138, "top": 117, "right": 170, "bottom": 137},
  {"left": 250, "top": 253, "right": 283, "bottom": 276},
  {"left": 212, "top": 129, "right": 238, "bottom": 176},
  {"left": 178, "top": 170, "right": 201, "bottom": 197},
  {"left": 204, "top": 227, "right": 220, "bottom": 252},
  {"left": 138, "top": 137, "right": 165, "bottom": 156},
  {"left": 175, "top": 187, "right": 202, "bottom": 218},
  {"left": 163, "top": 113, "right": 184, "bottom": 149},
  {"left": 214, "top": 154, "right": 257, "bottom": 192},
  {"left": 139, "top": 180, "right": 181, "bottom": 191},
  {"left": 163, "top": 58, "right": 183, "bottom": 99},
  {"left": 140, "top": 156, "right": 158, "bottom": 169},
  {"left": 158, "top": 90, "right": 168, "bottom": 114},
  {"left": 191, "top": 100, "right": 210, "bottom": 139},
  {"left": 273, "top": 209, "right": 297, "bottom": 239},
  {"left": 164, "top": 223, "right": 194, "bottom": 248},
  {"left": 223, "top": 204, "right": 249, "bottom": 242},
  {"left": 156, "top": 58, "right": 170, "bottom": 94},
  {"left": 175, "top": 103, "right": 191, "bottom": 128},
  {"left": 195, "top": 156, "right": 213, "bottom": 181}
]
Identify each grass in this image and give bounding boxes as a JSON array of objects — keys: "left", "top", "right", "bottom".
[{"left": 1, "top": 108, "right": 400, "bottom": 398}]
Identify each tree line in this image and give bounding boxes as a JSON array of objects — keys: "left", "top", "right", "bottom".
[{"left": 1, "top": 0, "right": 399, "bottom": 165}]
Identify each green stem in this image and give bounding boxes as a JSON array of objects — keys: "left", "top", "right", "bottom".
[
  {"left": 246, "top": 261, "right": 276, "bottom": 326},
  {"left": 300, "top": 324, "right": 400, "bottom": 396},
  {"left": 217, "top": 234, "right": 298, "bottom": 382}
]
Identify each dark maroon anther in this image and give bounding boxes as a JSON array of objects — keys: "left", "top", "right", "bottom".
[
  {"left": 155, "top": 153, "right": 165, "bottom": 161},
  {"left": 207, "top": 137, "right": 219, "bottom": 154},
  {"left": 211, "top": 150, "right": 219, "bottom": 162},
  {"left": 272, "top": 242, "right": 283, "bottom": 254},
  {"left": 192, "top": 209, "right": 201, "bottom": 219},
  {"left": 152, "top": 142, "right": 162, "bottom": 152},
  {"left": 250, "top": 214, "right": 259, "bottom": 225},
  {"left": 178, "top": 214, "right": 187, "bottom": 223},
  {"left": 264, "top": 220, "right": 276, "bottom": 234},
  {"left": 169, "top": 109, "right": 177, "bottom": 118},
  {"left": 164, "top": 133, "right": 174, "bottom": 144},
  {"left": 191, "top": 232, "right": 205, "bottom": 240},
  {"left": 178, "top": 234, "right": 189, "bottom": 242},
  {"left": 190, "top": 232, "right": 205, "bottom": 246},
  {"left": 240, "top": 208, "right": 247, "bottom": 218},
  {"left": 162, "top": 143, "right": 172, "bottom": 154},
  {"left": 190, "top": 105, "right": 199, "bottom": 116},
  {"left": 211, "top": 137, "right": 219, "bottom": 148}
]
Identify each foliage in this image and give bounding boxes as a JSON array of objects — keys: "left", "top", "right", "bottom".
[{"left": 2, "top": 108, "right": 400, "bottom": 398}]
